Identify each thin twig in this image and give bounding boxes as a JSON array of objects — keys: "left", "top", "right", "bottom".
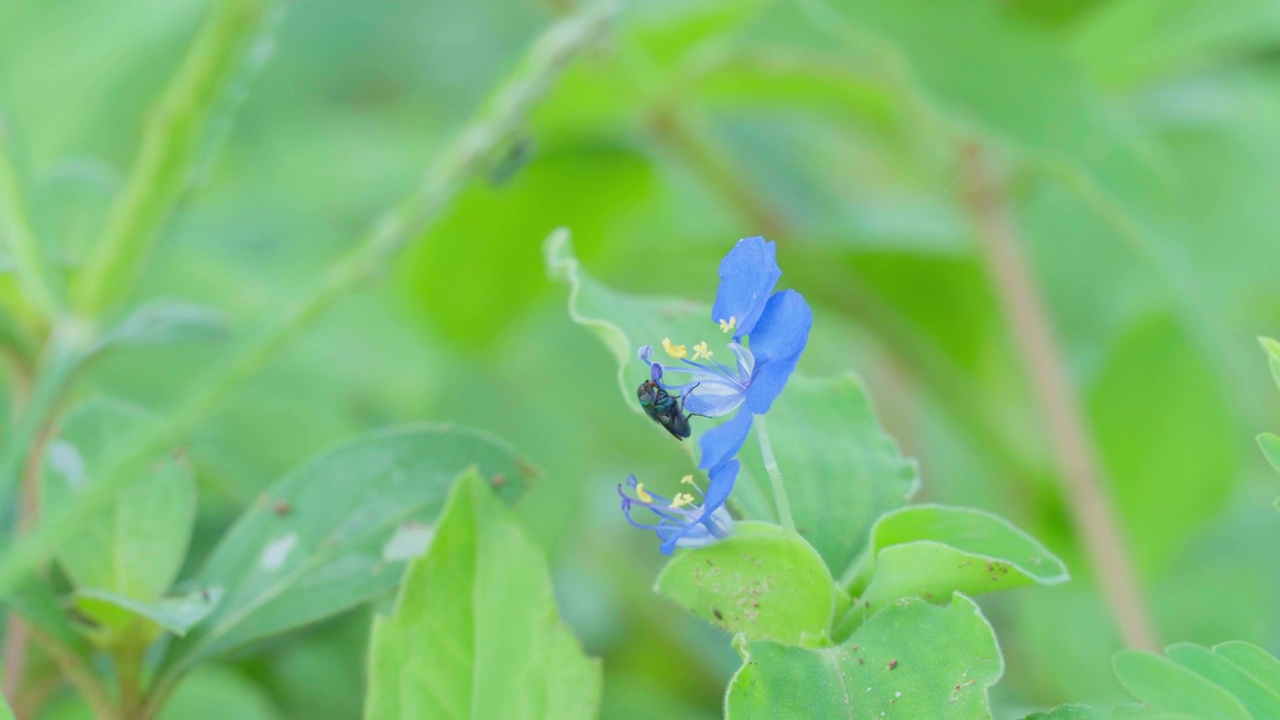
[
  {"left": 1, "top": 410, "right": 59, "bottom": 701},
  {"left": 957, "top": 140, "right": 1157, "bottom": 651},
  {"left": 26, "top": 628, "right": 118, "bottom": 720}
]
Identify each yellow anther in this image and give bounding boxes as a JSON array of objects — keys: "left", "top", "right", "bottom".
[
  {"left": 719, "top": 316, "right": 737, "bottom": 333},
  {"left": 680, "top": 474, "right": 694, "bottom": 485},
  {"left": 635, "top": 483, "right": 654, "bottom": 503},
  {"left": 693, "top": 341, "right": 713, "bottom": 361},
  {"left": 662, "top": 338, "right": 687, "bottom": 359},
  {"left": 670, "top": 493, "right": 696, "bottom": 509}
]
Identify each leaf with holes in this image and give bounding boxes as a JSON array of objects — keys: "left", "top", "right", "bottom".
[
  {"left": 41, "top": 398, "right": 196, "bottom": 605},
  {"left": 839, "top": 505, "right": 1067, "bottom": 635},
  {"left": 655, "top": 522, "right": 836, "bottom": 645},
  {"left": 157, "top": 425, "right": 536, "bottom": 684},
  {"left": 726, "top": 593, "right": 1002, "bottom": 719}
]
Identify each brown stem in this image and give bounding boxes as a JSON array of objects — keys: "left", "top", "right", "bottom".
[
  {"left": 1, "top": 617, "right": 29, "bottom": 702},
  {"left": 26, "top": 628, "right": 118, "bottom": 720},
  {"left": 115, "top": 645, "right": 144, "bottom": 719},
  {"left": 2, "top": 415, "right": 55, "bottom": 702},
  {"left": 957, "top": 140, "right": 1158, "bottom": 651}
]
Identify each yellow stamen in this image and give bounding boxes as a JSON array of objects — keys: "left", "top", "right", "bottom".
[
  {"left": 635, "top": 483, "right": 653, "bottom": 503},
  {"left": 670, "top": 493, "right": 696, "bottom": 509},
  {"left": 680, "top": 474, "right": 694, "bottom": 485},
  {"left": 719, "top": 316, "right": 737, "bottom": 333},
  {"left": 693, "top": 341, "right": 713, "bottom": 361},
  {"left": 662, "top": 338, "right": 687, "bottom": 359}
]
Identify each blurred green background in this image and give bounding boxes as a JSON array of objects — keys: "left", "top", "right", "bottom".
[{"left": 2, "top": 0, "right": 1279, "bottom": 717}]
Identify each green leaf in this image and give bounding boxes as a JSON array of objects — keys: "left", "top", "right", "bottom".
[
  {"left": 725, "top": 593, "right": 1002, "bottom": 719},
  {"left": 41, "top": 398, "right": 196, "bottom": 602},
  {"left": 407, "top": 146, "right": 657, "bottom": 348},
  {"left": 1113, "top": 650, "right": 1250, "bottom": 720},
  {"left": 1259, "top": 336, "right": 1280, "bottom": 363},
  {"left": 1071, "top": 0, "right": 1280, "bottom": 89},
  {"left": 654, "top": 522, "right": 835, "bottom": 645},
  {"left": 545, "top": 228, "right": 711, "bottom": 405},
  {"left": 157, "top": 665, "right": 285, "bottom": 720},
  {"left": 364, "top": 470, "right": 600, "bottom": 719},
  {"left": 761, "top": 374, "right": 919, "bottom": 574},
  {"left": 0, "top": 690, "right": 13, "bottom": 720},
  {"left": 843, "top": 505, "right": 1067, "bottom": 626},
  {"left": 1088, "top": 316, "right": 1240, "bottom": 572},
  {"left": 814, "top": 0, "right": 1114, "bottom": 163},
  {"left": 1259, "top": 434, "right": 1280, "bottom": 474},
  {"left": 74, "top": 587, "right": 221, "bottom": 640},
  {"left": 1165, "top": 643, "right": 1280, "bottom": 719},
  {"left": 5, "top": 580, "right": 85, "bottom": 652},
  {"left": 1213, "top": 641, "right": 1280, "bottom": 696},
  {"left": 162, "top": 425, "right": 537, "bottom": 679}
]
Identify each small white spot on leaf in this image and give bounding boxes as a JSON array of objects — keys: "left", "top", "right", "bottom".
[
  {"left": 382, "top": 523, "right": 435, "bottom": 562},
  {"left": 48, "top": 441, "right": 87, "bottom": 488},
  {"left": 260, "top": 533, "right": 298, "bottom": 571}
]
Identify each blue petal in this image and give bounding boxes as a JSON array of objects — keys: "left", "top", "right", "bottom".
[
  {"left": 711, "top": 236, "right": 781, "bottom": 340},
  {"left": 659, "top": 460, "right": 739, "bottom": 554},
  {"left": 701, "top": 457, "right": 738, "bottom": 509},
  {"left": 697, "top": 409, "right": 753, "bottom": 474},
  {"left": 744, "top": 290, "right": 812, "bottom": 414},
  {"left": 681, "top": 381, "right": 746, "bottom": 417}
]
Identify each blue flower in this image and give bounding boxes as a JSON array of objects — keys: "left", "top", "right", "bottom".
[
  {"left": 639, "top": 236, "right": 812, "bottom": 475},
  {"left": 618, "top": 461, "right": 738, "bottom": 555}
]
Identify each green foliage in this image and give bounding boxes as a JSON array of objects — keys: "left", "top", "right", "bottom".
[
  {"left": 364, "top": 470, "right": 600, "bottom": 719},
  {"left": 1113, "top": 650, "right": 1250, "bottom": 719},
  {"left": 545, "top": 229, "right": 710, "bottom": 405},
  {"left": 162, "top": 425, "right": 536, "bottom": 678},
  {"left": 655, "top": 522, "right": 836, "bottom": 645},
  {"left": 753, "top": 375, "right": 919, "bottom": 574},
  {"left": 42, "top": 399, "right": 195, "bottom": 602},
  {"left": 0, "top": 0, "right": 1276, "bottom": 717},
  {"left": 1041, "top": 642, "right": 1280, "bottom": 719},
  {"left": 725, "top": 593, "right": 1002, "bottom": 719},
  {"left": 840, "top": 505, "right": 1068, "bottom": 631}
]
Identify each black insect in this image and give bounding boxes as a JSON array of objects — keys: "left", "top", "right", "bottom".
[{"left": 637, "top": 379, "right": 693, "bottom": 440}]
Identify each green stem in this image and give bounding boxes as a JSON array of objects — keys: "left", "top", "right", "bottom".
[
  {"left": 0, "top": 0, "right": 619, "bottom": 602},
  {"left": 754, "top": 414, "right": 795, "bottom": 532},
  {"left": 72, "top": 0, "right": 278, "bottom": 315},
  {"left": 0, "top": 116, "right": 62, "bottom": 322}
]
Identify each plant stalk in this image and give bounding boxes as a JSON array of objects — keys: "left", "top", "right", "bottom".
[
  {"left": 754, "top": 415, "right": 796, "bottom": 532},
  {"left": 72, "top": 0, "right": 279, "bottom": 314},
  {"left": 958, "top": 140, "right": 1158, "bottom": 651}
]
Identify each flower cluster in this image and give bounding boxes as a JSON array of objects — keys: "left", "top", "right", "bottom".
[{"left": 619, "top": 236, "right": 812, "bottom": 554}]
